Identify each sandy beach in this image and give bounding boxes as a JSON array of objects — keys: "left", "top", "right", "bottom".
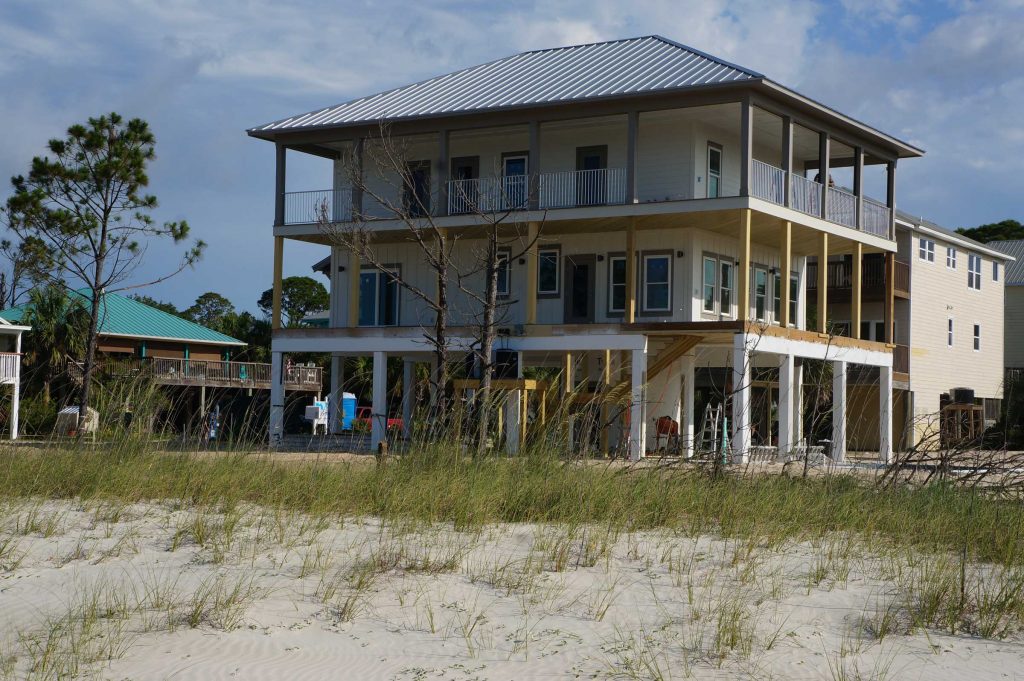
[{"left": 1, "top": 498, "right": 1022, "bottom": 680}]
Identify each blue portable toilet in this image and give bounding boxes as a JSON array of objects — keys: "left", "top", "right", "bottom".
[{"left": 339, "top": 392, "right": 357, "bottom": 430}]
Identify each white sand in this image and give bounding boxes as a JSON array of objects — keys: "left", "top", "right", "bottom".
[{"left": 0, "top": 499, "right": 1021, "bottom": 680}]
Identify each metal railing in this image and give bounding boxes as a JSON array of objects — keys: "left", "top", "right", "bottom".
[
  {"left": 827, "top": 186, "right": 858, "bottom": 228},
  {"left": 862, "top": 197, "right": 891, "bottom": 237},
  {"left": 283, "top": 189, "right": 352, "bottom": 225},
  {"left": 68, "top": 357, "right": 322, "bottom": 390},
  {"left": 539, "top": 167, "right": 626, "bottom": 209},
  {"left": 790, "top": 173, "right": 822, "bottom": 217},
  {"left": 0, "top": 353, "right": 19, "bottom": 381},
  {"left": 751, "top": 159, "right": 785, "bottom": 205},
  {"left": 447, "top": 176, "right": 530, "bottom": 215}
]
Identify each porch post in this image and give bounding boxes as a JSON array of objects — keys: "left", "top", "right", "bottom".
[
  {"left": 852, "top": 242, "right": 863, "bottom": 339},
  {"left": 740, "top": 97, "right": 753, "bottom": 197},
  {"left": 682, "top": 353, "right": 696, "bottom": 458},
  {"left": 528, "top": 121, "right": 540, "bottom": 210},
  {"left": 600, "top": 348, "right": 612, "bottom": 455},
  {"left": 330, "top": 354, "right": 343, "bottom": 434},
  {"left": 274, "top": 143, "right": 286, "bottom": 226},
  {"left": 436, "top": 130, "right": 450, "bottom": 217},
  {"left": 731, "top": 333, "right": 751, "bottom": 463},
  {"left": 853, "top": 146, "right": 864, "bottom": 230},
  {"left": 347, "top": 250, "right": 361, "bottom": 327},
  {"left": 738, "top": 209, "right": 752, "bottom": 322},
  {"left": 402, "top": 358, "right": 415, "bottom": 440},
  {"left": 272, "top": 236, "right": 284, "bottom": 330},
  {"left": 10, "top": 332, "right": 21, "bottom": 440},
  {"left": 880, "top": 364, "right": 894, "bottom": 463},
  {"left": 884, "top": 252, "right": 895, "bottom": 343},
  {"left": 794, "top": 360, "right": 804, "bottom": 445},
  {"left": 780, "top": 221, "right": 792, "bottom": 327},
  {"left": 371, "top": 351, "right": 388, "bottom": 451},
  {"left": 819, "top": 132, "right": 830, "bottom": 220},
  {"left": 831, "top": 360, "right": 847, "bottom": 462},
  {"left": 269, "top": 351, "right": 284, "bottom": 447},
  {"left": 778, "top": 353, "right": 795, "bottom": 457},
  {"left": 781, "top": 116, "right": 793, "bottom": 208},
  {"left": 625, "top": 217, "right": 637, "bottom": 323},
  {"left": 817, "top": 232, "right": 829, "bottom": 333},
  {"left": 629, "top": 346, "right": 647, "bottom": 461},
  {"left": 505, "top": 388, "right": 522, "bottom": 454},
  {"left": 626, "top": 110, "right": 639, "bottom": 204},
  {"left": 351, "top": 138, "right": 364, "bottom": 219},
  {"left": 563, "top": 351, "right": 574, "bottom": 451},
  {"left": 886, "top": 160, "right": 897, "bottom": 240},
  {"left": 526, "top": 221, "right": 539, "bottom": 324}
]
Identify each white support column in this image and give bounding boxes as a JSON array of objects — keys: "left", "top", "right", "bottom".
[
  {"left": 682, "top": 354, "right": 695, "bottom": 458},
  {"left": 880, "top": 365, "right": 894, "bottom": 463},
  {"left": 778, "top": 354, "right": 795, "bottom": 457},
  {"left": 831, "top": 360, "right": 848, "bottom": 462},
  {"left": 10, "top": 332, "right": 21, "bottom": 440},
  {"left": 794, "top": 361, "right": 804, "bottom": 446},
  {"left": 629, "top": 347, "right": 647, "bottom": 462},
  {"left": 329, "top": 354, "right": 343, "bottom": 434},
  {"left": 505, "top": 390, "right": 522, "bottom": 454},
  {"left": 731, "top": 334, "right": 751, "bottom": 463},
  {"left": 371, "top": 351, "right": 388, "bottom": 450},
  {"left": 401, "top": 359, "right": 414, "bottom": 440},
  {"left": 269, "top": 351, "right": 284, "bottom": 447}
]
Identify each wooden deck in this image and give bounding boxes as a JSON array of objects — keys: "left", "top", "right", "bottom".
[{"left": 68, "top": 357, "right": 322, "bottom": 392}]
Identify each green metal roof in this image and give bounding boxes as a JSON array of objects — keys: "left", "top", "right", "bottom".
[{"left": 0, "top": 290, "right": 245, "bottom": 347}]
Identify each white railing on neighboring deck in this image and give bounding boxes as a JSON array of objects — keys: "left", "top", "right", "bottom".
[
  {"left": 283, "top": 188, "right": 353, "bottom": 225},
  {"left": 827, "top": 186, "right": 858, "bottom": 228},
  {"left": 538, "top": 167, "right": 626, "bottom": 209},
  {"left": 0, "top": 353, "right": 19, "bottom": 382},
  {"left": 790, "top": 173, "right": 822, "bottom": 217},
  {"left": 447, "top": 176, "right": 530, "bottom": 215},
  {"left": 751, "top": 160, "right": 785, "bottom": 205},
  {"left": 862, "top": 197, "right": 891, "bottom": 237}
]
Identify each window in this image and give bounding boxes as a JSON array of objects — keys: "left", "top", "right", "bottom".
[
  {"left": 702, "top": 257, "right": 716, "bottom": 313},
  {"left": 358, "top": 268, "right": 399, "bottom": 326},
  {"left": 861, "top": 320, "right": 886, "bottom": 342},
  {"left": 609, "top": 255, "right": 627, "bottom": 313},
  {"left": 919, "top": 238, "right": 935, "bottom": 262},
  {"left": 707, "top": 143, "right": 722, "bottom": 198},
  {"left": 772, "top": 271, "right": 782, "bottom": 324},
  {"left": 973, "top": 323, "right": 981, "bottom": 351},
  {"left": 948, "top": 318, "right": 954, "bottom": 347},
  {"left": 720, "top": 261, "right": 734, "bottom": 317},
  {"left": 642, "top": 254, "right": 671, "bottom": 312},
  {"left": 752, "top": 267, "right": 768, "bottom": 321},
  {"left": 403, "top": 160, "right": 431, "bottom": 217},
  {"left": 538, "top": 247, "right": 560, "bottom": 296},
  {"left": 994, "top": 261, "right": 1000, "bottom": 281},
  {"left": 502, "top": 153, "right": 529, "bottom": 209},
  {"left": 946, "top": 246, "right": 957, "bottom": 269},
  {"left": 496, "top": 250, "right": 510, "bottom": 297},
  {"left": 968, "top": 253, "right": 982, "bottom": 290},
  {"left": 789, "top": 272, "right": 799, "bottom": 326}
]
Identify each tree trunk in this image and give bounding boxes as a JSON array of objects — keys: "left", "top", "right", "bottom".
[
  {"left": 475, "top": 230, "right": 500, "bottom": 453},
  {"left": 77, "top": 279, "right": 104, "bottom": 434}
]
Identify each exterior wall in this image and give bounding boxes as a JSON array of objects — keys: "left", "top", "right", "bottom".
[
  {"left": 907, "top": 231, "right": 1005, "bottom": 436},
  {"left": 96, "top": 336, "right": 227, "bottom": 361},
  {"left": 1005, "top": 286, "right": 1024, "bottom": 368}
]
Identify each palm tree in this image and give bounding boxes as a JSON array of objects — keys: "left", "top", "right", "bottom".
[{"left": 24, "top": 286, "right": 87, "bottom": 403}]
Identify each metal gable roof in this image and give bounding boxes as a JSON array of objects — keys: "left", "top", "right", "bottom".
[
  {"left": 0, "top": 291, "right": 246, "bottom": 346},
  {"left": 251, "top": 36, "right": 762, "bottom": 133}
]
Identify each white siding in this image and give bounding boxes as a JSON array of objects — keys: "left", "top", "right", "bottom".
[{"left": 1004, "top": 286, "right": 1024, "bottom": 369}]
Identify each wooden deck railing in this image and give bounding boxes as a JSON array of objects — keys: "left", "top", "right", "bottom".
[
  {"left": 893, "top": 344, "right": 909, "bottom": 374},
  {"left": 67, "top": 357, "right": 322, "bottom": 391},
  {"left": 807, "top": 257, "right": 888, "bottom": 291}
]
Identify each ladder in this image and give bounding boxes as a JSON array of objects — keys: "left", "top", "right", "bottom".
[{"left": 697, "top": 404, "right": 721, "bottom": 458}]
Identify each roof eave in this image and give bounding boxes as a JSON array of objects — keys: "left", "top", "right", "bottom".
[{"left": 98, "top": 331, "right": 248, "bottom": 347}]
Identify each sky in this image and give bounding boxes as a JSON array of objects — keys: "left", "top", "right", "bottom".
[{"left": 1, "top": 0, "right": 1022, "bottom": 314}]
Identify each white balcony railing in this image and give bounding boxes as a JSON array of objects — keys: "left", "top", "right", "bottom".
[
  {"left": 751, "top": 159, "right": 785, "bottom": 205},
  {"left": 283, "top": 188, "right": 352, "bottom": 225},
  {"left": 447, "top": 176, "right": 529, "bottom": 215},
  {"left": 827, "top": 186, "right": 857, "bottom": 228},
  {"left": 790, "top": 173, "right": 822, "bottom": 217},
  {"left": 0, "top": 353, "right": 19, "bottom": 382},
  {"left": 538, "top": 167, "right": 626, "bottom": 209},
  {"left": 862, "top": 197, "right": 891, "bottom": 237}
]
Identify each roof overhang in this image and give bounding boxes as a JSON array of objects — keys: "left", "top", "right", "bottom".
[{"left": 99, "top": 332, "right": 247, "bottom": 347}]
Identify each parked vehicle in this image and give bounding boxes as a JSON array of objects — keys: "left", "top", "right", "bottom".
[{"left": 353, "top": 406, "right": 403, "bottom": 432}]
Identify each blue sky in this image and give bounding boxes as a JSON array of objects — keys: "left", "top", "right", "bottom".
[{"left": 2, "top": 0, "right": 1022, "bottom": 313}]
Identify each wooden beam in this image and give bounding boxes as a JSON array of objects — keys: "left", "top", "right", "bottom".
[
  {"left": 347, "top": 250, "right": 360, "bottom": 327},
  {"left": 625, "top": 217, "right": 637, "bottom": 324},
  {"left": 646, "top": 335, "right": 703, "bottom": 381},
  {"left": 817, "top": 232, "right": 828, "bottom": 334},
  {"left": 526, "top": 221, "right": 539, "bottom": 324},
  {"left": 852, "top": 242, "right": 863, "bottom": 339},
  {"left": 600, "top": 349, "right": 611, "bottom": 455},
  {"left": 737, "top": 210, "right": 752, "bottom": 322},
  {"left": 780, "top": 220, "right": 792, "bottom": 327},
  {"left": 563, "top": 352, "right": 573, "bottom": 395},
  {"left": 272, "top": 236, "right": 284, "bottom": 330}
]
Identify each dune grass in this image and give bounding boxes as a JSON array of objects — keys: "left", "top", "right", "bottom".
[{"left": 1, "top": 444, "right": 1022, "bottom": 567}]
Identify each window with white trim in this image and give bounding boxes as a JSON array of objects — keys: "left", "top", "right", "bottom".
[
  {"left": 789, "top": 272, "right": 799, "bottom": 326},
  {"left": 707, "top": 143, "right": 722, "bottom": 198},
  {"left": 968, "top": 253, "right": 982, "bottom": 290},
  {"left": 772, "top": 271, "right": 782, "bottom": 324},
  {"left": 642, "top": 254, "right": 671, "bottom": 313},
  {"left": 859, "top": 320, "right": 886, "bottom": 342},
  {"left": 609, "top": 255, "right": 626, "bottom": 313},
  {"left": 752, "top": 266, "right": 768, "bottom": 321},
  {"left": 496, "top": 250, "right": 510, "bottom": 297},
  {"left": 946, "top": 246, "right": 957, "bottom": 269},
  {"left": 919, "top": 238, "right": 935, "bottom": 262},
  {"left": 994, "top": 261, "right": 1000, "bottom": 281},
  {"left": 701, "top": 254, "right": 734, "bottom": 318},
  {"left": 538, "top": 248, "right": 560, "bottom": 296},
  {"left": 358, "top": 268, "right": 399, "bottom": 326},
  {"left": 974, "top": 323, "right": 981, "bottom": 351},
  {"left": 720, "top": 261, "right": 734, "bottom": 317},
  {"left": 948, "top": 318, "right": 954, "bottom": 347},
  {"left": 702, "top": 257, "right": 716, "bottom": 313}
]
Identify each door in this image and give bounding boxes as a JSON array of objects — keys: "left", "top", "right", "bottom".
[
  {"left": 404, "top": 160, "right": 431, "bottom": 217},
  {"left": 575, "top": 145, "right": 607, "bottom": 206},
  {"left": 502, "top": 153, "right": 528, "bottom": 210},
  {"left": 563, "top": 254, "right": 596, "bottom": 323},
  {"left": 449, "top": 156, "right": 479, "bottom": 213}
]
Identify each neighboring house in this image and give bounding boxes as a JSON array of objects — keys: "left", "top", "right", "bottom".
[
  {"left": 0, "top": 290, "right": 322, "bottom": 394},
  {"left": 812, "top": 214, "right": 1012, "bottom": 450},
  {"left": 0, "top": 317, "right": 29, "bottom": 439},
  {"left": 987, "top": 240, "right": 1024, "bottom": 370},
  {"left": 249, "top": 35, "right": 925, "bottom": 460}
]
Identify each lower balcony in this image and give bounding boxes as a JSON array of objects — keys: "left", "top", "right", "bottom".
[
  {"left": 806, "top": 256, "right": 910, "bottom": 302},
  {"left": 68, "top": 357, "right": 323, "bottom": 392}
]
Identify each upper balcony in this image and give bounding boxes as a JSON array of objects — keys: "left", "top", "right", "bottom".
[{"left": 275, "top": 101, "right": 900, "bottom": 245}]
